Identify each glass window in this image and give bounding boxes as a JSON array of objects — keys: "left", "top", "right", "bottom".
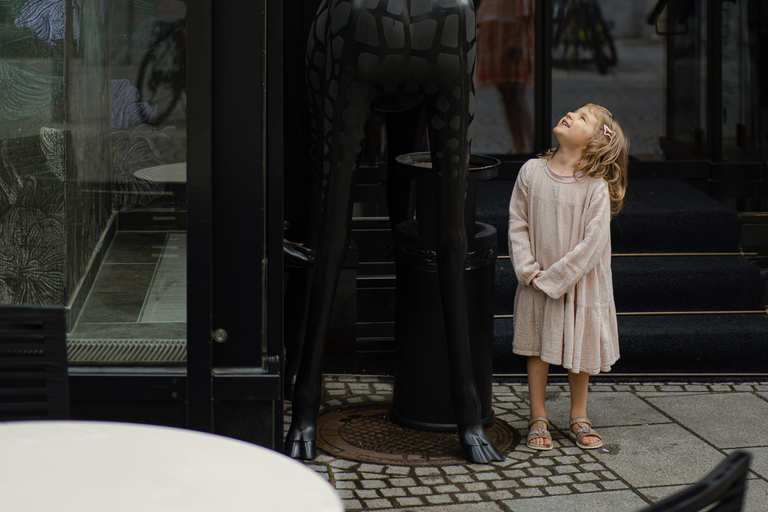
[{"left": 0, "top": 0, "right": 187, "bottom": 366}]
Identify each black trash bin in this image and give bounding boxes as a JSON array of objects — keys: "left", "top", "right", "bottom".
[{"left": 390, "top": 153, "right": 499, "bottom": 432}]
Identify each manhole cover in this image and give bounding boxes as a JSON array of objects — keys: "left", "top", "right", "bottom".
[{"left": 316, "top": 405, "right": 519, "bottom": 466}]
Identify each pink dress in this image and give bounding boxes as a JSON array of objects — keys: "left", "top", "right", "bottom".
[
  {"left": 476, "top": 0, "right": 535, "bottom": 86},
  {"left": 507, "top": 158, "right": 619, "bottom": 374}
]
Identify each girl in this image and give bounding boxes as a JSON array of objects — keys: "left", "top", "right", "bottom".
[{"left": 507, "top": 103, "right": 628, "bottom": 451}]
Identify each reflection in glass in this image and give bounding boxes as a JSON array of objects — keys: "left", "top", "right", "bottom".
[
  {"left": 550, "top": 1, "right": 708, "bottom": 161},
  {"left": 0, "top": 0, "right": 188, "bottom": 365},
  {"left": 721, "top": 0, "right": 760, "bottom": 162},
  {"left": 473, "top": 0, "right": 536, "bottom": 155}
]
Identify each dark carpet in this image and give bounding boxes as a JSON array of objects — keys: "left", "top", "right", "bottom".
[{"left": 477, "top": 178, "right": 768, "bottom": 376}]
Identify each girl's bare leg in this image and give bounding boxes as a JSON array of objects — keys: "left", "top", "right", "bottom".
[
  {"left": 568, "top": 371, "right": 601, "bottom": 445},
  {"left": 527, "top": 356, "right": 551, "bottom": 448}
]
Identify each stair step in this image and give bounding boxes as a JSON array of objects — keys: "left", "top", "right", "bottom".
[
  {"left": 493, "top": 255, "right": 764, "bottom": 315},
  {"left": 477, "top": 178, "right": 741, "bottom": 255},
  {"left": 493, "top": 314, "right": 768, "bottom": 375}
]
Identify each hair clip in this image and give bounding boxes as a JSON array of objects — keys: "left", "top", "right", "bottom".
[{"left": 603, "top": 124, "right": 616, "bottom": 140}]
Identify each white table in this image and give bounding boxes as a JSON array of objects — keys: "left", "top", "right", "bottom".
[
  {"left": 134, "top": 162, "right": 187, "bottom": 183},
  {"left": 0, "top": 420, "right": 343, "bottom": 512}
]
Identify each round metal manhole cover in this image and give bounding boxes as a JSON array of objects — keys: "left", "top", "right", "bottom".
[{"left": 316, "top": 405, "right": 519, "bottom": 466}]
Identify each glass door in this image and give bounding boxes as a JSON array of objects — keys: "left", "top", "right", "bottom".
[{"left": 0, "top": 0, "right": 283, "bottom": 448}]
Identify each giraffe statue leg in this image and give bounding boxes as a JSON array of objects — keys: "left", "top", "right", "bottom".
[
  {"left": 285, "top": 75, "right": 377, "bottom": 459},
  {"left": 287, "top": 0, "right": 502, "bottom": 463},
  {"left": 426, "top": 74, "right": 503, "bottom": 463}
]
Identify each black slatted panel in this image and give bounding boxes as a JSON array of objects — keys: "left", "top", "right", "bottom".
[{"left": 0, "top": 306, "right": 68, "bottom": 420}]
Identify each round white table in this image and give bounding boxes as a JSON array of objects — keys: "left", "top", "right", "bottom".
[
  {"left": 134, "top": 162, "right": 187, "bottom": 183},
  {"left": 0, "top": 420, "right": 343, "bottom": 512}
]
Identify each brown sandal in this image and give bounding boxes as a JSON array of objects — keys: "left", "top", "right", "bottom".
[
  {"left": 526, "top": 417, "right": 553, "bottom": 451},
  {"left": 570, "top": 418, "right": 603, "bottom": 449}
]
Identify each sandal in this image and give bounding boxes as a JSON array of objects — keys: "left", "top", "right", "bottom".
[
  {"left": 526, "top": 416, "right": 553, "bottom": 451},
  {"left": 570, "top": 418, "right": 603, "bottom": 449}
]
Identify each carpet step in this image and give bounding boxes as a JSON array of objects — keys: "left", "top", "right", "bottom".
[
  {"left": 477, "top": 179, "right": 741, "bottom": 255},
  {"left": 493, "top": 256, "right": 765, "bottom": 315},
  {"left": 492, "top": 314, "right": 768, "bottom": 375}
]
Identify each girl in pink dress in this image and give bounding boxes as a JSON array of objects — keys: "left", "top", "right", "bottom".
[{"left": 508, "top": 103, "right": 629, "bottom": 450}]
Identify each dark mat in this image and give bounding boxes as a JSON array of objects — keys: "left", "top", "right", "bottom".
[
  {"left": 493, "top": 256, "right": 765, "bottom": 315},
  {"left": 492, "top": 314, "right": 768, "bottom": 375},
  {"left": 477, "top": 178, "right": 741, "bottom": 255}
]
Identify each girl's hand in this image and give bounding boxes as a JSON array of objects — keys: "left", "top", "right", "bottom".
[{"left": 532, "top": 272, "right": 542, "bottom": 291}]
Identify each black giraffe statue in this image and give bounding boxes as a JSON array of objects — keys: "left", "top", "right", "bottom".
[{"left": 285, "top": 0, "right": 504, "bottom": 464}]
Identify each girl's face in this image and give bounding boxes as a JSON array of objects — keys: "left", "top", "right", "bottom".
[{"left": 553, "top": 107, "right": 600, "bottom": 150}]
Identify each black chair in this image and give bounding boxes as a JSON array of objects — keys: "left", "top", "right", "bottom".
[
  {"left": 642, "top": 451, "right": 752, "bottom": 512},
  {"left": 0, "top": 306, "right": 69, "bottom": 420}
]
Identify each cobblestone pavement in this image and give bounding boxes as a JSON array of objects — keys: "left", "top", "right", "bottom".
[{"left": 286, "top": 375, "right": 768, "bottom": 511}]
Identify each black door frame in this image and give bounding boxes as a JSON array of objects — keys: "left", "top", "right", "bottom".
[{"left": 186, "top": 0, "right": 284, "bottom": 449}]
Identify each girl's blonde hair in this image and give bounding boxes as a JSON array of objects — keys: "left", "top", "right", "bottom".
[{"left": 542, "top": 103, "right": 629, "bottom": 216}]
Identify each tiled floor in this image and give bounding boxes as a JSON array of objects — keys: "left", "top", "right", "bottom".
[
  {"left": 69, "top": 231, "right": 186, "bottom": 361},
  {"left": 290, "top": 375, "right": 768, "bottom": 511}
]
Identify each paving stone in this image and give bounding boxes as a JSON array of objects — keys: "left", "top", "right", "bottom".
[
  {"left": 396, "top": 496, "right": 424, "bottom": 507},
  {"left": 545, "top": 485, "right": 573, "bottom": 495},
  {"left": 390, "top": 477, "right": 417, "bottom": 486},
  {"left": 573, "top": 482, "right": 601, "bottom": 492},
  {"left": 637, "top": 484, "right": 689, "bottom": 503},
  {"left": 581, "top": 463, "right": 606, "bottom": 471},
  {"left": 462, "top": 482, "right": 489, "bottom": 492},
  {"left": 361, "top": 479, "right": 387, "bottom": 489},
  {"left": 556, "top": 465, "right": 580, "bottom": 474},
  {"left": 592, "top": 424, "right": 725, "bottom": 488},
  {"left": 380, "top": 488, "right": 407, "bottom": 497},
  {"left": 743, "top": 479, "right": 768, "bottom": 512},
  {"left": 648, "top": 393, "right": 768, "bottom": 449},
  {"left": 555, "top": 456, "right": 580, "bottom": 465},
  {"left": 435, "top": 484, "right": 461, "bottom": 493},
  {"left": 599, "top": 480, "right": 629, "bottom": 490},
  {"left": 521, "top": 477, "right": 548, "bottom": 486},
  {"left": 385, "top": 466, "right": 411, "bottom": 475},
  {"left": 329, "top": 459, "right": 357, "bottom": 469},
  {"left": 528, "top": 466, "right": 553, "bottom": 476},
  {"left": 455, "top": 492, "right": 483, "bottom": 502},
  {"left": 725, "top": 447, "right": 768, "bottom": 480},
  {"left": 549, "top": 474, "right": 575, "bottom": 484},
  {"left": 447, "top": 475, "right": 473, "bottom": 483},
  {"left": 512, "top": 490, "right": 649, "bottom": 511},
  {"left": 548, "top": 392, "right": 671, "bottom": 429},
  {"left": 442, "top": 466, "right": 468, "bottom": 475},
  {"left": 418, "top": 476, "right": 447, "bottom": 485},
  {"left": 486, "top": 489, "right": 516, "bottom": 500},
  {"left": 409, "top": 486, "right": 433, "bottom": 495},
  {"left": 333, "top": 472, "right": 358, "bottom": 480},
  {"left": 355, "top": 489, "right": 379, "bottom": 498},
  {"left": 492, "top": 479, "right": 519, "bottom": 489},
  {"left": 474, "top": 472, "right": 500, "bottom": 481},
  {"left": 426, "top": 494, "right": 453, "bottom": 504},
  {"left": 343, "top": 499, "right": 362, "bottom": 510},
  {"left": 575, "top": 472, "right": 600, "bottom": 482},
  {"left": 515, "top": 487, "right": 546, "bottom": 498},
  {"left": 338, "top": 489, "right": 355, "bottom": 498},
  {"left": 364, "top": 498, "right": 392, "bottom": 509},
  {"left": 415, "top": 467, "right": 441, "bottom": 475},
  {"left": 335, "top": 481, "right": 356, "bottom": 489}
]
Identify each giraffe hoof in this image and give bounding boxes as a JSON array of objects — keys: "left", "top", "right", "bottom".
[
  {"left": 459, "top": 428, "right": 504, "bottom": 463},
  {"left": 284, "top": 426, "right": 317, "bottom": 460}
]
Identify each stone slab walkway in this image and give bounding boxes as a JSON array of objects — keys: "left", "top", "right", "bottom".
[{"left": 286, "top": 375, "right": 768, "bottom": 511}]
